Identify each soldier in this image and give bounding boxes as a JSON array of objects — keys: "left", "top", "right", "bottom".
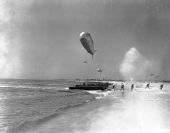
[
  {"left": 121, "top": 83, "right": 124, "bottom": 91},
  {"left": 145, "top": 83, "right": 150, "bottom": 89},
  {"left": 160, "top": 84, "right": 163, "bottom": 90},
  {"left": 131, "top": 84, "right": 134, "bottom": 91}
]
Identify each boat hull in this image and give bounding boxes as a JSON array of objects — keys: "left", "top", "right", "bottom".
[{"left": 69, "top": 86, "right": 107, "bottom": 91}]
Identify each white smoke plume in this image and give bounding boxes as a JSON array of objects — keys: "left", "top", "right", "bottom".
[
  {"left": 0, "top": 0, "right": 32, "bottom": 78},
  {"left": 120, "top": 47, "right": 152, "bottom": 81}
]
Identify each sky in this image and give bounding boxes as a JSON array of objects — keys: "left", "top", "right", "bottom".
[{"left": 0, "top": 0, "right": 170, "bottom": 80}]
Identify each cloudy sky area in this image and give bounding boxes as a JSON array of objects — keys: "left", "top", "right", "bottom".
[{"left": 0, "top": 0, "right": 170, "bottom": 80}]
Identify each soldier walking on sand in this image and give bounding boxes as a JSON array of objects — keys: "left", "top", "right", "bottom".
[
  {"left": 160, "top": 84, "right": 163, "bottom": 90},
  {"left": 145, "top": 83, "right": 150, "bottom": 89},
  {"left": 131, "top": 84, "right": 134, "bottom": 91},
  {"left": 121, "top": 83, "right": 124, "bottom": 91}
]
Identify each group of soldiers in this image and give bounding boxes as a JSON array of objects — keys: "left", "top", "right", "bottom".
[
  {"left": 145, "top": 83, "right": 164, "bottom": 90},
  {"left": 112, "top": 83, "right": 164, "bottom": 91}
]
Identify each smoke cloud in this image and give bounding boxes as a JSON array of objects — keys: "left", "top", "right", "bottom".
[
  {"left": 120, "top": 47, "right": 152, "bottom": 81},
  {"left": 0, "top": 0, "right": 33, "bottom": 78}
]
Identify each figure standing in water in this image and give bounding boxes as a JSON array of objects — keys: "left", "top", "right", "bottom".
[
  {"left": 145, "top": 83, "right": 150, "bottom": 89},
  {"left": 131, "top": 84, "right": 134, "bottom": 91},
  {"left": 121, "top": 83, "right": 124, "bottom": 91},
  {"left": 160, "top": 84, "right": 163, "bottom": 90}
]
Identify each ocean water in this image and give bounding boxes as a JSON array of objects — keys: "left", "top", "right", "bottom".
[
  {"left": 0, "top": 79, "right": 98, "bottom": 133},
  {"left": 0, "top": 79, "right": 170, "bottom": 133}
]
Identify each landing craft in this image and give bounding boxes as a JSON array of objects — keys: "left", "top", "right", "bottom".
[{"left": 80, "top": 32, "right": 97, "bottom": 59}]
